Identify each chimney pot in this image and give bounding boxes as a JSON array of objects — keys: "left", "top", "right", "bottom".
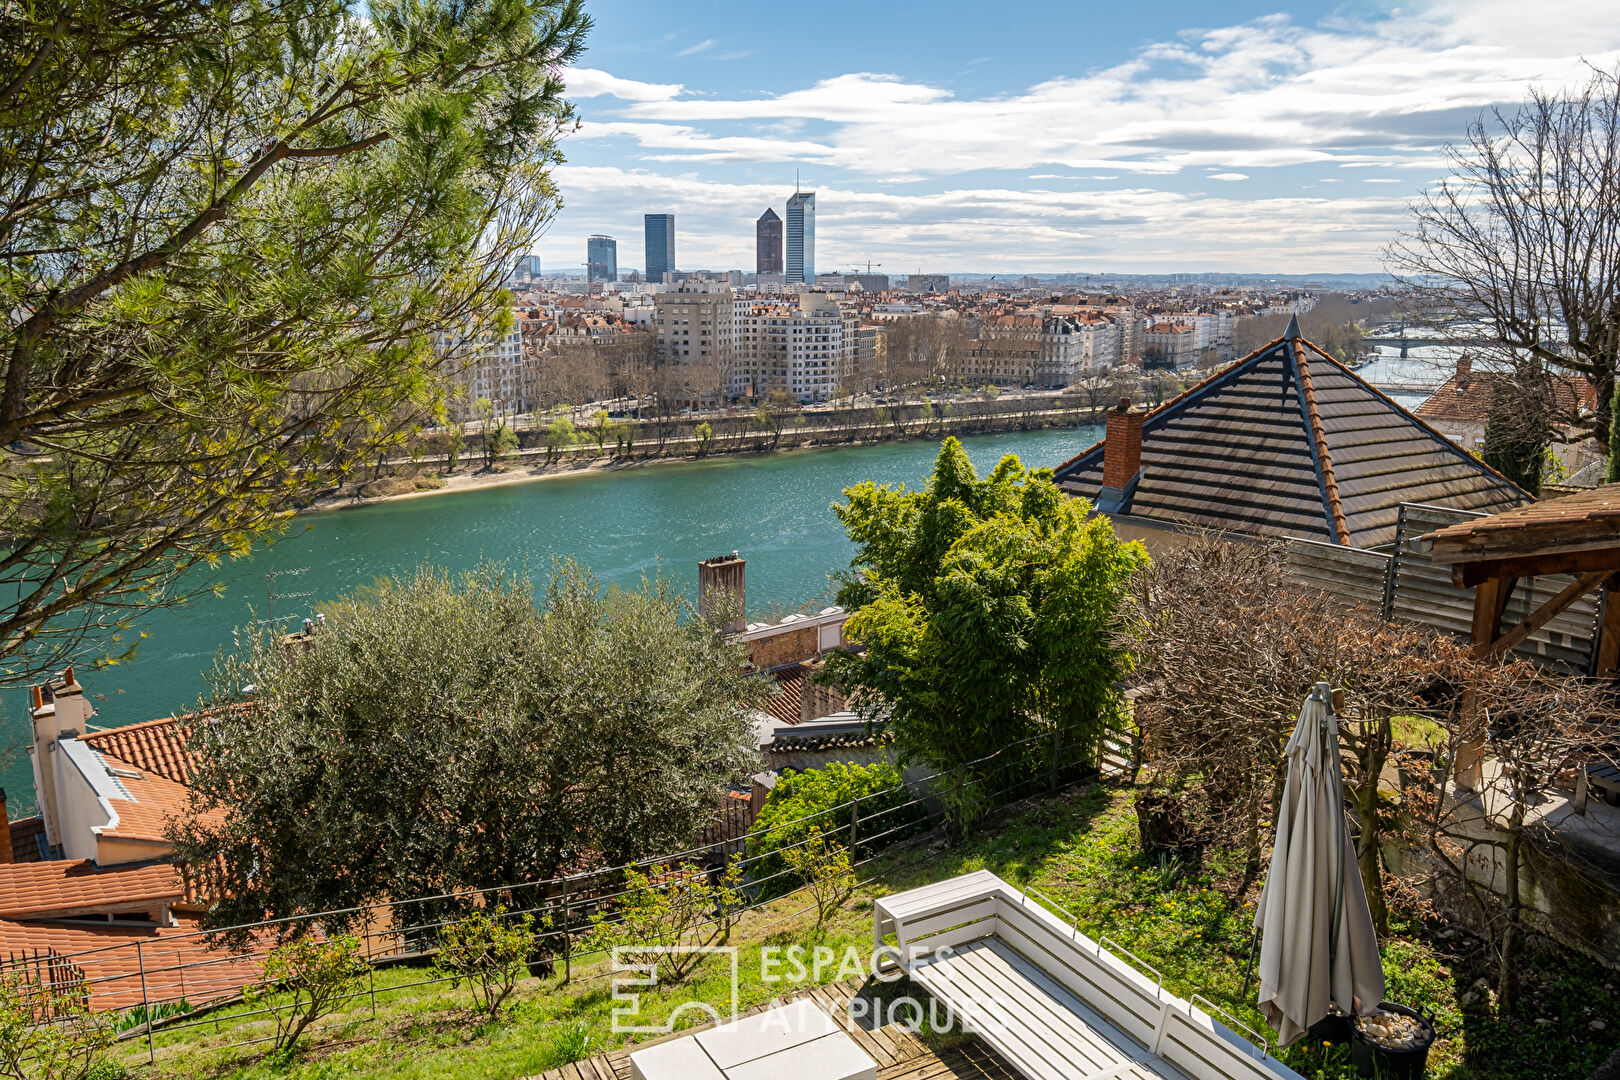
[
  {"left": 1457, "top": 353, "right": 1472, "bottom": 381},
  {"left": 698, "top": 554, "right": 747, "bottom": 634}
]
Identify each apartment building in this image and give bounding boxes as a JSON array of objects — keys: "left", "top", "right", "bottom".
[
  {"left": 737, "top": 291, "right": 844, "bottom": 403},
  {"left": 434, "top": 316, "right": 532, "bottom": 418},
  {"left": 654, "top": 278, "right": 735, "bottom": 402},
  {"left": 1143, "top": 321, "right": 1198, "bottom": 369}
]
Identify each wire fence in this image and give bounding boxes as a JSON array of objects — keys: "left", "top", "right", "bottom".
[{"left": 4, "top": 717, "right": 1139, "bottom": 1063}]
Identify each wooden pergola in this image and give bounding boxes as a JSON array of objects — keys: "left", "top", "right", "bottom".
[{"left": 1424, "top": 486, "right": 1620, "bottom": 787}]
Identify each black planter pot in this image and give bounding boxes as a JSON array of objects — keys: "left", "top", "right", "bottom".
[
  {"left": 1350, "top": 1002, "right": 1435, "bottom": 1079},
  {"left": 1308, "top": 1011, "right": 1352, "bottom": 1046}
]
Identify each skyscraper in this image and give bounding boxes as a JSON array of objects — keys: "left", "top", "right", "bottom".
[
  {"left": 785, "top": 190, "right": 815, "bottom": 284},
  {"left": 645, "top": 213, "right": 675, "bottom": 283},
  {"left": 586, "top": 235, "right": 617, "bottom": 282},
  {"left": 756, "top": 208, "right": 783, "bottom": 275}
]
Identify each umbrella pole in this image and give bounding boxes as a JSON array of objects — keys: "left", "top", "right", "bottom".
[{"left": 1240, "top": 925, "right": 1260, "bottom": 998}]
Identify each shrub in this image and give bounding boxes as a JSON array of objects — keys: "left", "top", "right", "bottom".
[
  {"left": 584, "top": 862, "right": 738, "bottom": 984},
  {"left": 0, "top": 968, "right": 116, "bottom": 1080},
  {"left": 250, "top": 935, "right": 368, "bottom": 1052},
  {"left": 747, "top": 761, "right": 917, "bottom": 898},
  {"left": 436, "top": 907, "right": 538, "bottom": 1019},
  {"left": 783, "top": 827, "right": 857, "bottom": 931}
]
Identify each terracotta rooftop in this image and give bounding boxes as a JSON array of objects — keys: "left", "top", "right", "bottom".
[
  {"left": 1414, "top": 363, "right": 1595, "bottom": 425},
  {"left": 758, "top": 666, "right": 805, "bottom": 725},
  {"left": 81, "top": 716, "right": 196, "bottom": 785},
  {"left": 0, "top": 915, "right": 266, "bottom": 1011},
  {"left": 0, "top": 860, "right": 182, "bottom": 921}
]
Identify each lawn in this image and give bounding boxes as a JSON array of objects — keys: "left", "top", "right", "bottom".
[{"left": 117, "top": 783, "right": 1619, "bottom": 1080}]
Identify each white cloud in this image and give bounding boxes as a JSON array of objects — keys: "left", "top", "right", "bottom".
[
  {"left": 542, "top": 165, "right": 1412, "bottom": 273},
  {"left": 552, "top": 4, "right": 1620, "bottom": 269},
  {"left": 563, "top": 68, "right": 682, "bottom": 102},
  {"left": 677, "top": 39, "right": 716, "bottom": 57}
]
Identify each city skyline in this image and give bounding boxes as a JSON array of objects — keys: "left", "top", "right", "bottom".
[{"left": 537, "top": 0, "right": 1620, "bottom": 274}]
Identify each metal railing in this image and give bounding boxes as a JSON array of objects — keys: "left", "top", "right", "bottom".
[{"left": 17, "top": 717, "right": 1127, "bottom": 1066}]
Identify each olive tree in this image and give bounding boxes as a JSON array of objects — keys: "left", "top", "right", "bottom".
[
  {"left": 0, "top": 0, "right": 589, "bottom": 686},
  {"left": 171, "top": 560, "right": 761, "bottom": 944}
]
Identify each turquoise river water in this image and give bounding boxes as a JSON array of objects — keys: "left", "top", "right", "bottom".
[{"left": 3, "top": 425, "right": 1106, "bottom": 813}]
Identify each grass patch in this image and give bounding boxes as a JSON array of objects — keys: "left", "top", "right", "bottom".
[{"left": 119, "top": 784, "right": 1619, "bottom": 1079}]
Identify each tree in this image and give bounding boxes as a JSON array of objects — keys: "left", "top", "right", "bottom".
[
  {"left": 250, "top": 936, "right": 369, "bottom": 1053},
  {"left": 0, "top": 969, "right": 114, "bottom": 1080},
  {"left": 585, "top": 861, "right": 741, "bottom": 984},
  {"left": 1387, "top": 66, "right": 1620, "bottom": 460},
  {"left": 826, "top": 439, "right": 1146, "bottom": 829},
  {"left": 693, "top": 421, "right": 714, "bottom": 456},
  {"left": 437, "top": 907, "right": 539, "bottom": 1019},
  {"left": 171, "top": 560, "right": 761, "bottom": 942},
  {"left": 0, "top": 0, "right": 591, "bottom": 687},
  {"left": 586, "top": 408, "right": 611, "bottom": 454},
  {"left": 783, "top": 828, "right": 856, "bottom": 932},
  {"left": 543, "top": 413, "right": 576, "bottom": 466}
]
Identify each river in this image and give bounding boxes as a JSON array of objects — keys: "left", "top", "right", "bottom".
[{"left": 3, "top": 426, "right": 1108, "bottom": 813}]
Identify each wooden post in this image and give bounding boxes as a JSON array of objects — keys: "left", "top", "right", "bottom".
[
  {"left": 849, "top": 795, "right": 859, "bottom": 852},
  {"left": 1457, "top": 577, "right": 1512, "bottom": 790},
  {"left": 1598, "top": 575, "right": 1620, "bottom": 675}
]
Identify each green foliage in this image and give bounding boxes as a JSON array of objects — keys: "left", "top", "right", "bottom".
[
  {"left": 173, "top": 560, "right": 760, "bottom": 944},
  {"left": 587, "top": 409, "right": 612, "bottom": 452},
  {"left": 436, "top": 907, "right": 538, "bottom": 1019},
  {"left": 250, "top": 936, "right": 369, "bottom": 1053},
  {"left": 694, "top": 421, "right": 715, "bottom": 455},
  {"left": 1482, "top": 403, "right": 1546, "bottom": 494},
  {"left": 783, "top": 828, "right": 857, "bottom": 931},
  {"left": 585, "top": 862, "right": 740, "bottom": 984},
  {"left": 827, "top": 438, "right": 1147, "bottom": 826},
  {"left": 0, "top": 0, "right": 592, "bottom": 687},
  {"left": 111, "top": 1000, "right": 191, "bottom": 1035},
  {"left": 492, "top": 425, "right": 520, "bottom": 461},
  {"left": 544, "top": 415, "right": 576, "bottom": 465},
  {"left": 747, "top": 761, "right": 916, "bottom": 896},
  {"left": 1609, "top": 382, "right": 1620, "bottom": 484},
  {"left": 0, "top": 969, "right": 115, "bottom": 1080}
]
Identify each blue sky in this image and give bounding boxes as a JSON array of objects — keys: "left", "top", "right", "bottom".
[{"left": 539, "top": 1, "right": 1619, "bottom": 275}]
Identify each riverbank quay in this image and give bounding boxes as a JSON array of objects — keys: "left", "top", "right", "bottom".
[{"left": 309, "top": 393, "right": 1111, "bottom": 511}]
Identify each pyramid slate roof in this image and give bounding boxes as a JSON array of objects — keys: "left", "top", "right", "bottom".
[{"left": 1053, "top": 329, "right": 1528, "bottom": 548}]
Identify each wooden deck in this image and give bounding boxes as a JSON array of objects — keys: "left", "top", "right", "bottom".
[{"left": 529, "top": 975, "right": 1019, "bottom": 1080}]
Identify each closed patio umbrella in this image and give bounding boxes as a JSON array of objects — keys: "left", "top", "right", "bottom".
[{"left": 1253, "top": 681, "right": 1385, "bottom": 1047}]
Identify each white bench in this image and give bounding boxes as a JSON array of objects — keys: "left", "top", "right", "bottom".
[{"left": 874, "top": 870, "right": 1303, "bottom": 1080}]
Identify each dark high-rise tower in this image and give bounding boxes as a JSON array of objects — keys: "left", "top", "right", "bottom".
[
  {"left": 756, "top": 208, "right": 783, "bottom": 275},
  {"left": 644, "top": 213, "right": 675, "bottom": 283},
  {"left": 586, "top": 235, "right": 617, "bottom": 283}
]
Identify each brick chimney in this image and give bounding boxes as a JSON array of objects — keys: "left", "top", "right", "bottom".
[
  {"left": 698, "top": 553, "right": 746, "bottom": 634},
  {"left": 1456, "top": 353, "right": 1472, "bottom": 383},
  {"left": 1102, "top": 397, "right": 1145, "bottom": 491}
]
